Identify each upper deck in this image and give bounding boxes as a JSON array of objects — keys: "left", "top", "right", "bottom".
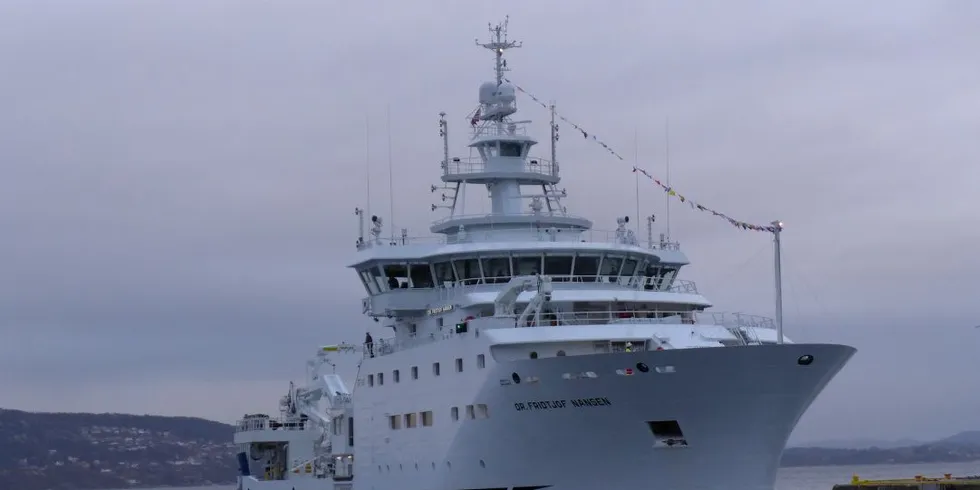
[{"left": 353, "top": 222, "right": 683, "bottom": 263}]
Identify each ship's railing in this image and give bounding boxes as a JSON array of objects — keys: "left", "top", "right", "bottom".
[
  {"left": 472, "top": 123, "right": 529, "bottom": 138},
  {"left": 235, "top": 416, "right": 309, "bottom": 432},
  {"left": 357, "top": 222, "right": 681, "bottom": 251},
  {"left": 363, "top": 309, "right": 774, "bottom": 359},
  {"left": 436, "top": 276, "right": 699, "bottom": 297},
  {"left": 555, "top": 310, "right": 776, "bottom": 330},
  {"left": 442, "top": 156, "right": 557, "bottom": 178}
]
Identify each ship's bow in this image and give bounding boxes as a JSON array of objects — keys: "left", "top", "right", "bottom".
[{"left": 444, "top": 342, "right": 855, "bottom": 490}]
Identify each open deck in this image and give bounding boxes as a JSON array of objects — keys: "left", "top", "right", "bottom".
[{"left": 356, "top": 222, "right": 681, "bottom": 251}]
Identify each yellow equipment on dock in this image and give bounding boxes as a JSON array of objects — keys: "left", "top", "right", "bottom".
[{"left": 833, "top": 473, "right": 980, "bottom": 489}]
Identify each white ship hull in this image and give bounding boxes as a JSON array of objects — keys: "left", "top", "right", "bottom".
[{"left": 361, "top": 343, "right": 854, "bottom": 490}]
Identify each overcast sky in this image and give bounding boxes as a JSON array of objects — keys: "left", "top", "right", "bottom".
[{"left": 1, "top": 0, "right": 978, "bottom": 445}]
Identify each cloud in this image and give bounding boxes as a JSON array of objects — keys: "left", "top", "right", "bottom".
[{"left": 0, "top": 0, "right": 977, "bottom": 443}]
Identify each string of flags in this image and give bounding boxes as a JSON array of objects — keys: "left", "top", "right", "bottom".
[{"left": 503, "top": 78, "right": 782, "bottom": 234}]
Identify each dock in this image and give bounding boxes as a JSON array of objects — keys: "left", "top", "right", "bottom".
[{"left": 834, "top": 474, "right": 980, "bottom": 490}]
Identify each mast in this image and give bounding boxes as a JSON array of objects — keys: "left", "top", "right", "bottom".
[
  {"left": 772, "top": 220, "right": 784, "bottom": 344},
  {"left": 477, "top": 16, "right": 521, "bottom": 87}
]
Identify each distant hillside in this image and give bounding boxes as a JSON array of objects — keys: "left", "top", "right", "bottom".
[
  {"left": 782, "top": 431, "right": 980, "bottom": 467},
  {"left": 0, "top": 408, "right": 237, "bottom": 490}
]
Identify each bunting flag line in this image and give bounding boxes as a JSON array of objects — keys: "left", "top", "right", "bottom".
[{"left": 503, "top": 78, "right": 781, "bottom": 234}]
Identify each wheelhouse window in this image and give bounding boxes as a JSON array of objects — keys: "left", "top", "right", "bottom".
[
  {"left": 453, "top": 258, "right": 483, "bottom": 285},
  {"left": 513, "top": 255, "right": 541, "bottom": 276},
  {"left": 433, "top": 261, "right": 456, "bottom": 287},
  {"left": 641, "top": 263, "right": 661, "bottom": 290},
  {"left": 500, "top": 141, "right": 524, "bottom": 157},
  {"left": 599, "top": 255, "right": 623, "bottom": 283},
  {"left": 481, "top": 257, "right": 512, "bottom": 284},
  {"left": 382, "top": 264, "right": 409, "bottom": 290},
  {"left": 574, "top": 254, "right": 600, "bottom": 282},
  {"left": 357, "top": 268, "right": 380, "bottom": 295},
  {"left": 619, "top": 257, "right": 639, "bottom": 286},
  {"left": 368, "top": 266, "right": 389, "bottom": 292},
  {"left": 408, "top": 263, "right": 434, "bottom": 288},
  {"left": 543, "top": 254, "right": 573, "bottom": 281}
]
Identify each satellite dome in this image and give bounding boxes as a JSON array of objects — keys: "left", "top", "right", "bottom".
[
  {"left": 479, "top": 81, "right": 497, "bottom": 105},
  {"left": 496, "top": 83, "right": 516, "bottom": 104}
]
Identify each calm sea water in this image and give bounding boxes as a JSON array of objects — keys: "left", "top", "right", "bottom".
[{"left": 132, "top": 461, "right": 980, "bottom": 490}]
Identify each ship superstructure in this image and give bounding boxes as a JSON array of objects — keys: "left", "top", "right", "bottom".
[{"left": 234, "top": 18, "right": 855, "bottom": 490}]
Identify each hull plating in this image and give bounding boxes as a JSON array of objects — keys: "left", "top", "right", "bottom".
[{"left": 425, "top": 343, "right": 856, "bottom": 490}]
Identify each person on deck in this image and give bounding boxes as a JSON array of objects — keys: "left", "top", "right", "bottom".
[{"left": 364, "top": 331, "right": 374, "bottom": 358}]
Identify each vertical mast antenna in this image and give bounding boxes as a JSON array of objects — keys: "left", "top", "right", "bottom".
[
  {"left": 634, "top": 127, "right": 640, "bottom": 235},
  {"left": 386, "top": 104, "right": 395, "bottom": 239},
  {"left": 365, "top": 115, "right": 371, "bottom": 218},
  {"left": 476, "top": 16, "right": 522, "bottom": 86},
  {"left": 664, "top": 117, "right": 671, "bottom": 241}
]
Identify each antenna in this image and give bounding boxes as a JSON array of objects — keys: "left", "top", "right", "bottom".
[
  {"left": 365, "top": 115, "right": 371, "bottom": 218},
  {"left": 386, "top": 104, "right": 395, "bottom": 240},
  {"left": 550, "top": 102, "right": 558, "bottom": 172},
  {"left": 664, "top": 116, "right": 671, "bottom": 241},
  {"left": 476, "top": 16, "right": 522, "bottom": 86},
  {"left": 439, "top": 112, "right": 449, "bottom": 172},
  {"left": 634, "top": 127, "right": 640, "bottom": 235}
]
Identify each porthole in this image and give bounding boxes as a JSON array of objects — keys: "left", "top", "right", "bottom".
[
  {"left": 511, "top": 372, "right": 521, "bottom": 384},
  {"left": 636, "top": 362, "right": 650, "bottom": 373},
  {"left": 556, "top": 350, "right": 566, "bottom": 356},
  {"left": 529, "top": 351, "right": 538, "bottom": 359},
  {"left": 479, "top": 459, "right": 486, "bottom": 468},
  {"left": 797, "top": 354, "right": 814, "bottom": 366}
]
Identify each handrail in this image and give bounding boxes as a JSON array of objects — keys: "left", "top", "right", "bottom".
[
  {"left": 443, "top": 157, "right": 557, "bottom": 178},
  {"left": 362, "top": 309, "right": 774, "bottom": 359},
  {"left": 432, "top": 276, "right": 698, "bottom": 297},
  {"left": 356, "top": 223, "right": 681, "bottom": 251}
]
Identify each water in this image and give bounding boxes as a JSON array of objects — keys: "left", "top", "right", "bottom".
[{"left": 128, "top": 461, "right": 980, "bottom": 490}]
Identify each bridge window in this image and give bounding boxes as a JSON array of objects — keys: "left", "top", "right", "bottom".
[
  {"left": 433, "top": 261, "right": 457, "bottom": 287},
  {"left": 513, "top": 255, "right": 541, "bottom": 275},
  {"left": 481, "top": 257, "right": 511, "bottom": 284},
  {"left": 358, "top": 269, "right": 380, "bottom": 295},
  {"left": 383, "top": 264, "right": 409, "bottom": 289},
  {"left": 619, "top": 257, "right": 639, "bottom": 286},
  {"left": 573, "top": 254, "right": 599, "bottom": 282},
  {"left": 642, "top": 264, "right": 661, "bottom": 290},
  {"left": 453, "top": 258, "right": 482, "bottom": 284},
  {"left": 408, "top": 264, "right": 434, "bottom": 288},
  {"left": 599, "top": 255, "right": 623, "bottom": 282},
  {"left": 367, "top": 266, "right": 389, "bottom": 292},
  {"left": 544, "top": 254, "right": 573, "bottom": 279},
  {"left": 661, "top": 268, "right": 678, "bottom": 289},
  {"left": 500, "top": 141, "right": 524, "bottom": 157}
]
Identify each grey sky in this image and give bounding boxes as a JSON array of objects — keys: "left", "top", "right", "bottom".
[{"left": 1, "top": 1, "right": 978, "bottom": 445}]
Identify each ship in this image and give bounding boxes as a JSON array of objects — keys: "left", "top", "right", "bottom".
[{"left": 233, "top": 17, "right": 856, "bottom": 490}]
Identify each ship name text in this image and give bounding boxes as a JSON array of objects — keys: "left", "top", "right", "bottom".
[{"left": 514, "top": 397, "right": 612, "bottom": 411}]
